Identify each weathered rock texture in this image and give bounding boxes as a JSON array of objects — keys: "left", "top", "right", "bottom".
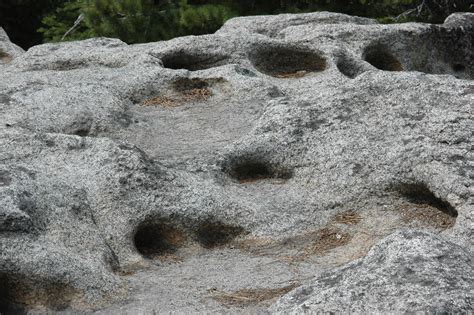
[
  {"left": 0, "top": 11, "right": 472, "bottom": 314},
  {"left": 271, "top": 230, "right": 473, "bottom": 313},
  {"left": 0, "top": 28, "right": 23, "bottom": 65}
]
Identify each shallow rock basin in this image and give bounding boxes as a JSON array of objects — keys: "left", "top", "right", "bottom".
[{"left": 0, "top": 11, "right": 473, "bottom": 314}]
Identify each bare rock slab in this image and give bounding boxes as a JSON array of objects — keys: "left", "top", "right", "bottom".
[
  {"left": 0, "top": 11, "right": 472, "bottom": 314},
  {"left": 0, "top": 27, "right": 23, "bottom": 65},
  {"left": 271, "top": 230, "right": 473, "bottom": 313}
]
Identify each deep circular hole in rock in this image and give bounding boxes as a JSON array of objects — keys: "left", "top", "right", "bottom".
[
  {"left": 361, "top": 30, "right": 473, "bottom": 79},
  {"left": 134, "top": 220, "right": 187, "bottom": 258},
  {"left": 249, "top": 46, "right": 326, "bottom": 78},
  {"left": 228, "top": 160, "right": 293, "bottom": 183},
  {"left": 196, "top": 221, "right": 246, "bottom": 249},
  {"left": 161, "top": 52, "right": 230, "bottom": 71},
  {"left": 363, "top": 45, "right": 403, "bottom": 71},
  {"left": 397, "top": 183, "right": 458, "bottom": 218}
]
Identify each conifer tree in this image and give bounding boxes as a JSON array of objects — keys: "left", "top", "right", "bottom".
[
  {"left": 39, "top": 0, "right": 235, "bottom": 44},
  {"left": 39, "top": 0, "right": 94, "bottom": 42},
  {"left": 179, "top": 1, "right": 236, "bottom": 35},
  {"left": 83, "top": 0, "right": 179, "bottom": 43},
  {"left": 36, "top": 0, "right": 474, "bottom": 45}
]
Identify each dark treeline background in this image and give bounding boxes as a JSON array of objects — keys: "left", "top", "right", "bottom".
[{"left": 1, "top": 0, "right": 473, "bottom": 49}]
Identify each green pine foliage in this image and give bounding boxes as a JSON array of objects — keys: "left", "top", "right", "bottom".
[
  {"left": 84, "top": 0, "right": 178, "bottom": 43},
  {"left": 39, "top": 0, "right": 94, "bottom": 42},
  {"left": 39, "top": 0, "right": 236, "bottom": 44},
  {"left": 179, "top": 1, "right": 237, "bottom": 35},
  {"left": 35, "top": 0, "right": 474, "bottom": 45}
]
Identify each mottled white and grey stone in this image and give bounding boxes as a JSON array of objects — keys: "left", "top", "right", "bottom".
[
  {"left": 0, "top": 11, "right": 472, "bottom": 314},
  {"left": 271, "top": 230, "right": 473, "bottom": 313},
  {"left": 0, "top": 28, "right": 24, "bottom": 65}
]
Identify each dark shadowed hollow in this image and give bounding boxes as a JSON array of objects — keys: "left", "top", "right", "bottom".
[
  {"left": 397, "top": 183, "right": 458, "bottom": 218},
  {"left": 228, "top": 160, "right": 293, "bottom": 183},
  {"left": 363, "top": 44, "right": 403, "bottom": 71},
  {"left": 0, "top": 274, "right": 72, "bottom": 314},
  {"left": 0, "top": 275, "right": 11, "bottom": 314},
  {"left": 134, "top": 220, "right": 187, "bottom": 258},
  {"left": 172, "top": 78, "right": 209, "bottom": 92},
  {"left": 337, "top": 55, "right": 363, "bottom": 79},
  {"left": 249, "top": 46, "right": 326, "bottom": 78},
  {"left": 161, "top": 52, "right": 230, "bottom": 71},
  {"left": 195, "top": 221, "right": 246, "bottom": 248},
  {"left": 0, "top": 284, "right": 25, "bottom": 315}
]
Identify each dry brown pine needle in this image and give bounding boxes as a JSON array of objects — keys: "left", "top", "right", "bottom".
[
  {"left": 208, "top": 283, "right": 298, "bottom": 306},
  {"left": 141, "top": 96, "right": 178, "bottom": 107},
  {"left": 183, "top": 88, "right": 212, "bottom": 101},
  {"left": 333, "top": 211, "right": 362, "bottom": 225},
  {"left": 309, "top": 228, "right": 351, "bottom": 255},
  {"left": 398, "top": 203, "right": 455, "bottom": 230}
]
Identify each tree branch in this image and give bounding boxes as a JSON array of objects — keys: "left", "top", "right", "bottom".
[{"left": 61, "top": 13, "right": 84, "bottom": 41}]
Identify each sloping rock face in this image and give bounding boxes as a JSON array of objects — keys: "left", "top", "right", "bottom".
[
  {"left": 0, "top": 12, "right": 472, "bottom": 314},
  {"left": 0, "top": 28, "right": 24, "bottom": 65},
  {"left": 271, "top": 230, "right": 473, "bottom": 313}
]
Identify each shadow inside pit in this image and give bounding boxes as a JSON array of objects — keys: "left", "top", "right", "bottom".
[
  {"left": 363, "top": 44, "right": 403, "bottom": 72},
  {"left": 72, "top": 128, "right": 90, "bottom": 137},
  {"left": 249, "top": 45, "right": 326, "bottom": 78},
  {"left": 397, "top": 183, "right": 458, "bottom": 218},
  {"left": 134, "top": 219, "right": 187, "bottom": 258},
  {"left": 161, "top": 52, "right": 230, "bottom": 71},
  {"left": 0, "top": 274, "right": 77, "bottom": 314},
  {"left": 172, "top": 77, "right": 214, "bottom": 100},
  {"left": 0, "top": 276, "right": 25, "bottom": 315},
  {"left": 195, "top": 221, "right": 246, "bottom": 249},
  {"left": 363, "top": 28, "right": 473, "bottom": 79},
  {"left": 172, "top": 78, "right": 210, "bottom": 92},
  {"left": 226, "top": 159, "right": 293, "bottom": 184},
  {"left": 134, "top": 216, "right": 247, "bottom": 256},
  {"left": 336, "top": 55, "right": 366, "bottom": 79}
]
